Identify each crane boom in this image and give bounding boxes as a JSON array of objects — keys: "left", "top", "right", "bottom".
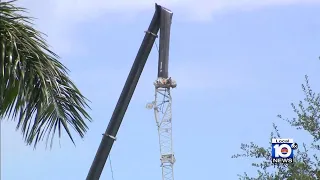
[
  {"left": 86, "top": 4, "right": 162, "bottom": 180},
  {"left": 158, "top": 6, "right": 172, "bottom": 78}
]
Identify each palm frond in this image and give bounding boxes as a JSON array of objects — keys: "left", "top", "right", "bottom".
[{"left": 0, "top": 0, "right": 92, "bottom": 148}]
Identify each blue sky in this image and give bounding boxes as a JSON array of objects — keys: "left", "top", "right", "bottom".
[{"left": 2, "top": 0, "right": 320, "bottom": 179}]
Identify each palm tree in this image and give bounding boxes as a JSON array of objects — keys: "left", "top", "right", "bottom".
[{"left": 0, "top": 0, "right": 92, "bottom": 147}]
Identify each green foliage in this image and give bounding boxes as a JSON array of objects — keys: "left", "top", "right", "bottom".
[
  {"left": 0, "top": 1, "right": 91, "bottom": 147},
  {"left": 232, "top": 75, "right": 320, "bottom": 179}
]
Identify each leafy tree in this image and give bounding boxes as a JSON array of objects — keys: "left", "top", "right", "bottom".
[
  {"left": 232, "top": 75, "right": 320, "bottom": 179},
  {"left": 0, "top": 0, "right": 91, "bottom": 147}
]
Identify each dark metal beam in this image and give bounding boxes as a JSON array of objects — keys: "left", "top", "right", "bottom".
[
  {"left": 158, "top": 7, "right": 173, "bottom": 78},
  {"left": 86, "top": 4, "right": 162, "bottom": 180}
]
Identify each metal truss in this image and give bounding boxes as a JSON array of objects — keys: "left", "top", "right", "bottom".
[{"left": 147, "top": 78, "right": 176, "bottom": 180}]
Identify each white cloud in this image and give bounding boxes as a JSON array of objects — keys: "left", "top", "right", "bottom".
[
  {"left": 11, "top": 0, "right": 320, "bottom": 54},
  {"left": 22, "top": 0, "right": 320, "bottom": 22}
]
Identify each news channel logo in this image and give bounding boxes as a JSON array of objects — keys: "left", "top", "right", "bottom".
[{"left": 271, "top": 138, "right": 298, "bottom": 164}]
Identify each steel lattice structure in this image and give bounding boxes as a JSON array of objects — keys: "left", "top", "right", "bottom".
[{"left": 147, "top": 78, "right": 176, "bottom": 180}]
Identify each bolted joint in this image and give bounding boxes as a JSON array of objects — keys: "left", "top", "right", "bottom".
[
  {"left": 144, "top": 30, "right": 158, "bottom": 37},
  {"left": 102, "top": 133, "right": 117, "bottom": 141}
]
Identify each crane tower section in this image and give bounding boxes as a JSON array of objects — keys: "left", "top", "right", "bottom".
[
  {"left": 147, "top": 7, "right": 176, "bottom": 180},
  {"left": 152, "top": 78, "right": 176, "bottom": 180}
]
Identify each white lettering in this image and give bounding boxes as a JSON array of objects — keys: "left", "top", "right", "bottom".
[{"left": 272, "top": 158, "right": 293, "bottom": 164}]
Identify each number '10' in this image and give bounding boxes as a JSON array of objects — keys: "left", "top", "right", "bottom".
[{"left": 274, "top": 144, "right": 292, "bottom": 158}]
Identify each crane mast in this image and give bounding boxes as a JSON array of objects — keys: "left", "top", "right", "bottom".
[
  {"left": 147, "top": 7, "right": 176, "bottom": 180},
  {"left": 86, "top": 4, "right": 175, "bottom": 180},
  {"left": 150, "top": 84, "right": 176, "bottom": 180}
]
